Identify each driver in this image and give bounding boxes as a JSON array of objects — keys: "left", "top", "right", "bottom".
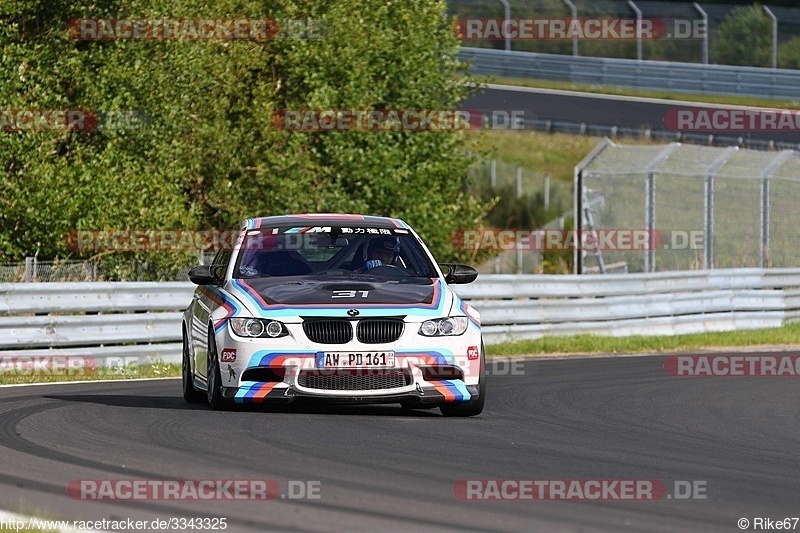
[{"left": 356, "top": 236, "right": 401, "bottom": 273}]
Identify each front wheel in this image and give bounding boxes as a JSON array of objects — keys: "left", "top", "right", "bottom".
[
  {"left": 439, "top": 343, "right": 486, "bottom": 417},
  {"left": 206, "top": 329, "right": 228, "bottom": 410}
]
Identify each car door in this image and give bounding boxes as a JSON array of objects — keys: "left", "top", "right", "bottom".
[{"left": 190, "top": 250, "right": 231, "bottom": 382}]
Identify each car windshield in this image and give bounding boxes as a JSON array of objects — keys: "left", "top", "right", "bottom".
[{"left": 233, "top": 226, "right": 438, "bottom": 279}]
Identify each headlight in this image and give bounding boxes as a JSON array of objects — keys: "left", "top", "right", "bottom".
[
  {"left": 418, "top": 317, "right": 469, "bottom": 336},
  {"left": 229, "top": 318, "right": 288, "bottom": 338}
]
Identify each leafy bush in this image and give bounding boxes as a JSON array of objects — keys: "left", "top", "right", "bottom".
[
  {"left": 0, "top": 0, "right": 489, "bottom": 266},
  {"left": 778, "top": 36, "right": 800, "bottom": 69},
  {"left": 710, "top": 4, "right": 772, "bottom": 67}
]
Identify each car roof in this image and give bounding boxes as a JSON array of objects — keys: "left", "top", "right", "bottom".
[{"left": 242, "top": 213, "right": 409, "bottom": 230}]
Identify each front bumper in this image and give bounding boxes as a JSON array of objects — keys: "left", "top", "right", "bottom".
[
  {"left": 222, "top": 381, "right": 481, "bottom": 405},
  {"left": 214, "top": 316, "right": 483, "bottom": 405}
]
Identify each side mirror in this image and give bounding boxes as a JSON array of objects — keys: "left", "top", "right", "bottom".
[
  {"left": 188, "top": 265, "right": 223, "bottom": 286},
  {"left": 441, "top": 263, "right": 479, "bottom": 284}
]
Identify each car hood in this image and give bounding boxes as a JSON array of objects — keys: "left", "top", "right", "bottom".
[{"left": 224, "top": 276, "right": 452, "bottom": 319}]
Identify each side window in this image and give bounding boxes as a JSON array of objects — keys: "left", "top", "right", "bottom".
[
  {"left": 212, "top": 251, "right": 231, "bottom": 267},
  {"left": 211, "top": 251, "right": 231, "bottom": 278}
]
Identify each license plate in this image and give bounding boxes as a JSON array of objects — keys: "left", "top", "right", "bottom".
[{"left": 316, "top": 351, "right": 395, "bottom": 369}]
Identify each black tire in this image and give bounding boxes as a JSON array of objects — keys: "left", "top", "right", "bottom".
[
  {"left": 439, "top": 342, "right": 486, "bottom": 417},
  {"left": 182, "top": 328, "right": 205, "bottom": 404},
  {"left": 206, "top": 328, "right": 228, "bottom": 410}
]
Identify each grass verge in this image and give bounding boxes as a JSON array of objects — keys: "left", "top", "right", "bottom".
[
  {"left": 485, "top": 76, "right": 800, "bottom": 110},
  {"left": 465, "top": 129, "right": 648, "bottom": 183},
  {"left": 2, "top": 324, "right": 799, "bottom": 386},
  {"left": 487, "top": 323, "right": 800, "bottom": 357},
  {"left": 0, "top": 362, "right": 181, "bottom": 386}
]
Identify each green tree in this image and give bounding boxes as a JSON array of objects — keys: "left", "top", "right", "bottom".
[
  {"left": 0, "top": 0, "right": 489, "bottom": 274},
  {"left": 710, "top": 4, "right": 772, "bottom": 67},
  {"left": 778, "top": 36, "right": 800, "bottom": 69}
]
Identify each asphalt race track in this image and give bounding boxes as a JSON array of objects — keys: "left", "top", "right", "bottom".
[
  {"left": 464, "top": 84, "right": 800, "bottom": 144},
  {"left": 0, "top": 354, "right": 797, "bottom": 532}
]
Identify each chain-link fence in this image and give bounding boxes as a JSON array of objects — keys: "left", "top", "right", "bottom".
[
  {"left": 448, "top": 0, "right": 800, "bottom": 67},
  {"left": 467, "top": 157, "right": 574, "bottom": 273},
  {"left": 466, "top": 157, "right": 572, "bottom": 209},
  {"left": 577, "top": 139, "right": 800, "bottom": 273}
]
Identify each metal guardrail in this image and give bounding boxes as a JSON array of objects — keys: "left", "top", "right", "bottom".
[
  {"left": 457, "top": 268, "right": 800, "bottom": 343},
  {"left": 460, "top": 47, "right": 800, "bottom": 100},
  {"left": 0, "top": 268, "right": 797, "bottom": 364},
  {"left": 515, "top": 118, "right": 799, "bottom": 151},
  {"left": 0, "top": 282, "right": 194, "bottom": 368},
  {"left": 0, "top": 282, "right": 194, "bottom": 314}
]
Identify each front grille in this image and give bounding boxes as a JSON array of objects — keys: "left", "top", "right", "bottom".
[
  {"left": 356, "top": 319, "right": 404, "bottom": 344},
  {"left": 303, "top": 320, "right": 352, "bottom": 344},
  {"left": 297, "top": 369, "right": 411, "bottom": 391}
]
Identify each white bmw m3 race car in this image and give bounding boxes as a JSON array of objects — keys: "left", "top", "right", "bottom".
[{"left": 182, "top": 214, "right": 485, "bottom": 416}]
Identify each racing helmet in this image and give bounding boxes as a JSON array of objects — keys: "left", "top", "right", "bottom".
[{"left": 366, "top": 235, "right": 401, "bottom": 262}]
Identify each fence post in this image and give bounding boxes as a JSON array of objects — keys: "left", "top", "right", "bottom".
[
  {"left": 764, "top": 6, "right": 778, "bottom": 69},
  {"left": 499, "top": 0, "right": 511, "bottom": 52},
  {"left": 628, "top": 0, "right": 643, "bottom": 61},
  {"left": 563, "top": 0, "right": 578, "bottom": 57},
  {"left": 574, "top": 138, "right": 615, "bottom": 274},
  {"left": 760, "top": 150, "right": 794, "bottom": 268},
  {"left": 693, "top": 3, "right": 709, "bottom": 64},
  {"left": 516, "top": 166, "right": 522, "bottom": 198},
  {"left": 646, "top": 144, "right": 679, "bottom": 272},
  {"left": 24, "top": 257, "right": 33, "bottom": 282},
  {"left": 490, "top": 158, "right": 496, "bottom": 189},
  {"left": 704, "top": 173, "right": 714, "bottom": 269},
  {"left": 703, "top": 147, "right": 736, "bottom": 270},
  {"left": 544, "top": 175, "right": 551, "bottom": 209}
]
